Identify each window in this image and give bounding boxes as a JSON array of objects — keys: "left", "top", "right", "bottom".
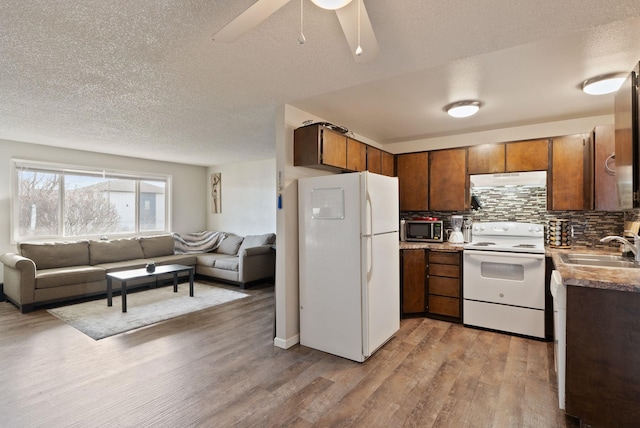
[{"left": 12, "top": 160, "right": 171, "bottom": 242}]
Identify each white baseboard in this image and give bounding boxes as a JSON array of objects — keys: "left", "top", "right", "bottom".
[{"left": 273, "top": 333, "right": 300, "bottom": 349}]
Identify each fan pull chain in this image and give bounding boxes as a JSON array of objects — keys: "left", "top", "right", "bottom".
[
  {"left": 299, "top": 0, "right": 306, "bottom": 44},
  {"left": 355, "top": 0, "right": 362, "bottom": 55}
]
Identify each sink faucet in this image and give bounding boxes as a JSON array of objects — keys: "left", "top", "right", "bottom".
[{"left": 600, "top": 230, "right": 640, "bottom": 262}]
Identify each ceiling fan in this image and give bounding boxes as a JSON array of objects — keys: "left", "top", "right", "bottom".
[{"left": 212, "top": 0, "right": 379, "bottom": 63}]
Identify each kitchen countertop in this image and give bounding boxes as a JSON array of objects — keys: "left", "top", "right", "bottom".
[
  {"left": 547, "top": 246, "right": 640, "bottom": 293},
  {"left": 399, "top": 241, "right": 465, "bottom": 251},
  {"left": 399, "top": 242, "right": 640, "bottom": 293}
]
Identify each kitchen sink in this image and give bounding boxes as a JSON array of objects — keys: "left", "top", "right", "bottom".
[{"left": 559, "top": 253, "right": 640, "bottom": 268}]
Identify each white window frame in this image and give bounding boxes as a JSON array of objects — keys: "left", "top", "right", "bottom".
[{"left": 10, "top": 159, "right": 172, "bottom": 243}]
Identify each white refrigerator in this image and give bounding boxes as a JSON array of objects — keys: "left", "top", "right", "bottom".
[{"left": 298, "top": 171, "right": 400, "bottom": 362}]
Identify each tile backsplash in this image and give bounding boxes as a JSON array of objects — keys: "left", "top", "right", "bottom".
[{"left": 402, "top": 185, "right": 640, "bottom": 248}]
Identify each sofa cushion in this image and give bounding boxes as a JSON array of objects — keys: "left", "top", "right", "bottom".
[
  {"left": 139, "top": 235, "right": 174, "bottom": 258},
  {"left": 89, "top": 238, "right": 145, "bottom": 265},
  {"left": 238, "top": 233, "right": 275, "bottom": 252},
  {"left": 148, "top": 254, "right": 197, "bottom": 266},
  {"left": 216, "top": 234, "right": 244, "bottom": 255},
  {"left": 19, "top": 241, "right": 90, "bottom": 270},
  {"left": 94, "top": 259, "right": 149, "bottom": 272},
  {"left": 196, "top": 253, "right": 234, "bottom": 267},
  {"left": 214, "top": 258, "right": 239, "bottom": 271},
  {"left": 35, "top": 266, "right": 105, "bottom": 289}
]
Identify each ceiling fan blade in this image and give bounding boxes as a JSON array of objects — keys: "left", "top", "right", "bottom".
[
  {"left": 335, "top": 0, "right": 378, "bottom": 63},
  {"left": 213, "top": 0, "right": 291, "bottom": 42}
]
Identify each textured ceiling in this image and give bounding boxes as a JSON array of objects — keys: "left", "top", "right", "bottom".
[{"left": 1, "top": 1, "right": 640, "bottom": 166}]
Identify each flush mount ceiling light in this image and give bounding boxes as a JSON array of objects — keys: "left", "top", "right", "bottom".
[
  {"left": 444, "top": 100, "right": 483, "bottom": 118},
  {"left": 581, "top": 73, "right": 627, "bottom": 95},
  {"left": 310, "top": 0, "right": 353, "bottom": 9}
]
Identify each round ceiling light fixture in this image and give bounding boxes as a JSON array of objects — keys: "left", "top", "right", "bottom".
[
  {"left": 310, "top": 0, "right": 353, "bottom": 10},
  {"left": 581, "top": 73, "right": 627, "bottom": 95},
  {"left": 444, "top": 100, "right": 483, "bottom": 118}
]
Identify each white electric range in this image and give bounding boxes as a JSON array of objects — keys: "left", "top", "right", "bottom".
[{"left": 462, "top": 222, "right": 546, "bottom": 338}]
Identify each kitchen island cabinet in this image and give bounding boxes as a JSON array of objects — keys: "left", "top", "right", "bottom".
[{"left": 565, "top": 285, "right": 640, "bottom": 427}]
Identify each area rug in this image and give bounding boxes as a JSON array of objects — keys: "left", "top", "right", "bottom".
[{"left": 47, "top": 282, "right": 248, "bottom": 340}]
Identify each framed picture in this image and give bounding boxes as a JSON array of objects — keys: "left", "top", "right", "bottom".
[{"left": 211, "top": 173, "right": 221, "bottom": 213}]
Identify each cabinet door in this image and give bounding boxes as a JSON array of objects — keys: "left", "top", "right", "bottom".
[
  {"left": 322, "top": 129, "right": 347, "bottom": 169},
  {"left": 397, "top": 153, "right": 429, "bottom": 211},
  {"left": 506, "top": 139, "right": 549, "bottom": 172},
  {"left": 468, "top": 144, "right": 505, "bottom": 174},
  {"left": 593, "top": 125, "right": 617, "bottom": 211},
  {"left": 401, "top": 249, "right": 426, "bottom": 315},
  {"left": 381, "top": 151, "right": 395, "bottom": 177},
  {"left": 550, "top": 134, "right": 588, "bottom": 210},
  {"left": 429, "top": 148, "right": 467, "bottom": 211},
  {"left": 367, "top": 146, "right": 382, "bottom": 174},
  {"left": 346, "top": 137, "right": 367, "bottom": 172}
]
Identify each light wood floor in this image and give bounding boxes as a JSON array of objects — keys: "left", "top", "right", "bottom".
[{"left": 0, "top": 280, "right": 577, "bottom": 428}]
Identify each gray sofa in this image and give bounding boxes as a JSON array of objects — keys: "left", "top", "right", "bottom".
[{"left": 0, "top": 232, "right": 275, "bottom": 313}]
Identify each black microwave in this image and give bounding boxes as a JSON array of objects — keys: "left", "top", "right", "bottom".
[{"left": 404, "top": 220, "right": 443, "bottom": 242}]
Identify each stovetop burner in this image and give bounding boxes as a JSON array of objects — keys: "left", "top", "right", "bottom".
[{"left": 463, "top": 221, "right": 545, "bottom": 254}]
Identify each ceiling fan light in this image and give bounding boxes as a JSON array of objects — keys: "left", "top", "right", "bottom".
[
  {"left": 444, "top": 100, "right": 482, "bottom": 118},
  {"left": 581, "top": 73, "right": 626, "bottom": 95},
  {"left": 310, "top": 0, "right": 353, "bottom": 10}
]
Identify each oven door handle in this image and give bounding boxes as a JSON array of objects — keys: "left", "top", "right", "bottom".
[{"left": 464, "top": 250, "right": 545, "bottom": 261}]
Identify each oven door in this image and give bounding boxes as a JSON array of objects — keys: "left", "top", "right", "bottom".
[{"left": 463, "top": 249, "right": 545, "bottom": 309}]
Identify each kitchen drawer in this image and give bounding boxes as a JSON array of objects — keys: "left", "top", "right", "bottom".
[
  {"left": 429, "top": 251, "right": 460, "bottom": 265},
  {"left": 428, "top": 295, "right": 460, "bottom": 318},
  {"left": 429, "top": 263, "right": 459, "bottom": 278},
  {"left": 429, "top": 276, "right": 460, "bottom": 298}
]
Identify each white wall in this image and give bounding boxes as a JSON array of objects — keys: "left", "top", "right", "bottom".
[
  {"left": 206, "top": 159, "right": 276, "bottom": 235},
  {"left": 0, "top": 139, "right": 208, "bottom": 279}
]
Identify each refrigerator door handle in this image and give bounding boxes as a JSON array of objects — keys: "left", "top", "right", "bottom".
[
  {"left": 364, "top": 190, "right": 374, "bottom": 282},
  {"left": 362, "top": 234, "right": 371, "bottom": 358}
]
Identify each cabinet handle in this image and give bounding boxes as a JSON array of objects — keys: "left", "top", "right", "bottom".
[{"left": 605, "top": 153, "right": 616, "bottom": 175}]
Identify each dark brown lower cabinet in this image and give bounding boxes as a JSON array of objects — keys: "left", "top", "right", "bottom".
[
  {"left": 427, "top": 251, "right": 462, "bottom": 322},
  {"left": 565, "top": 285, "right": 640, "bottom": 428},
  {"left": 401, "top": 249, "right": 426, "bottom": 316},
  {"left": 401, "top": 249, "right": 462, "bottom": 323}
]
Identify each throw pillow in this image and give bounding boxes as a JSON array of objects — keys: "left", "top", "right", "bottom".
[
  {"left": 238, "top": 233, "right": 276, "bottom": 253},
  {"left": 216, "top": 234, "right": 244, "bottom": 255}
]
